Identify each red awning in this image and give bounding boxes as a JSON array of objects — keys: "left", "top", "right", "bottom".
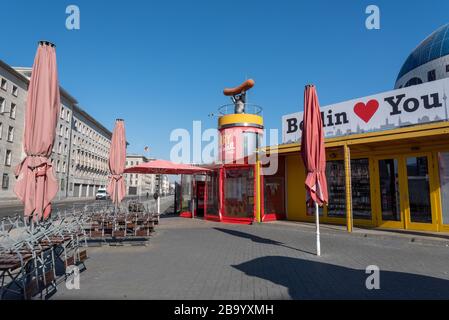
[{"left": 124, "top": 159, "right": 211, "bottom": 175}]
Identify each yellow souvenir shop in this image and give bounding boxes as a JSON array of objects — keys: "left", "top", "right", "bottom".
[{"left": 271, "top": 78, "right": 449, "bottom": 233}]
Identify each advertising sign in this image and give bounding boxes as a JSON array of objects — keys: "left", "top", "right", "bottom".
[{"left": 282, "top": 78, "right": 449, "bottom": 144}]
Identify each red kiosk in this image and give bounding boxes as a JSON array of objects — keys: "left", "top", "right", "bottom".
[
  {"left": 178, "top": 80, "right": 286, "bottom": 224},
  {"left": 127, "top": 80, "right": 286, "bottom": 224}
]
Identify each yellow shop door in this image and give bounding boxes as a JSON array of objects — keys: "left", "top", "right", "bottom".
[{"left": 374, "top": 153, "right": 438, "bottom": 231}]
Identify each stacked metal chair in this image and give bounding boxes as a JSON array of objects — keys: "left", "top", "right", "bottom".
[
  {"left": 83, "top": 199, "right": 159, "bottom": 243},
  {"left": 0, "top": 210, "right": 88, "bottom": 300}
]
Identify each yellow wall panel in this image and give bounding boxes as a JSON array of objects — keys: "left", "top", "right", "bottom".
[{"left": 286, "top": 154, "right": 306, "bottom": 221}]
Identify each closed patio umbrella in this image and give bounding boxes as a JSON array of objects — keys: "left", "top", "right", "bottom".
[
  {"left": 14, "top": 41, "right": 60, "bottom": 222},
  {"left": 107, "top": 119, "right": 126, "bottom": 208},
  {"left": 301, "top": 85, "right": 329, "bottom": 256}
]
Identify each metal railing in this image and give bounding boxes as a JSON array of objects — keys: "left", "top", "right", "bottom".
[{"left": 218, "top": 103, "right": 263, "bottom": 116}]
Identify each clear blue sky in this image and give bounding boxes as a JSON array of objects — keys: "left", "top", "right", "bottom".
[{"left": 2, "top": 0, "right": 449, "bottom": 160}]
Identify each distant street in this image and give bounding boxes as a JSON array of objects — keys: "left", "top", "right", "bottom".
[{"left": 0, "top": 195, "right": 174, "bottom": 219}]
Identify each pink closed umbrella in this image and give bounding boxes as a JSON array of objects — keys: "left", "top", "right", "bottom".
[
  {"left": 107, "top": 119, "right": 126, "bottom": 207},
  {"left": 14, "top": 41, "right": 60, "bottom": 222},
  {"left": 301, "top": 85, "right": 328, "bottom": 256}
]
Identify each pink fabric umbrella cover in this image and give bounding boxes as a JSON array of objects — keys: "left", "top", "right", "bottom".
[
  {"left": 107, "top": 119, "right": 126, "bottom": 205},
  {"left": 300, "top": 85, "right": 329, "bottom": 206},
  {"left": 14, "top": 43, "right": 60, "bottom": 221}
]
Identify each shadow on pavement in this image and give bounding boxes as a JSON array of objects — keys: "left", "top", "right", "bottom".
[
  {"left": 214, "top": 227, "right": 316, "bottom": 255},
  {"left": 233, "top": 256, "right": 449, "bottom": 299}
]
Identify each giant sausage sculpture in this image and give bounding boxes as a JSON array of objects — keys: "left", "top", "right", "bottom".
[
  {"left": 223, "top": 79, "right": 255, "bottom": 96},
  {"left": 223, "top": 79, "right": 255, "bottom": 114}
]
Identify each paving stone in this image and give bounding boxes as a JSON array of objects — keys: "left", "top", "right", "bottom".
[{"left": 53, "top": 211, "right": 449, "bottom": 300}]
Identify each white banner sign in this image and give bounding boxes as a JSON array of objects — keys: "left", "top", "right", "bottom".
[{"left": 282, "top": 78, "right": 449, "bottom": 144}]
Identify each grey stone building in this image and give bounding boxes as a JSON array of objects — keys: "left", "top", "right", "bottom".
[
  {"left": 125, "top": 155, "right": 156, "bottom": 197},
  {"left": 0, "top": 61, "right": 27, "bottom": 199},
  {"left": 69, "top": 106, "right": 111, "bottom": 198},
  {"left": 0, "top": 60, "right": 114, "bottom": 201}
]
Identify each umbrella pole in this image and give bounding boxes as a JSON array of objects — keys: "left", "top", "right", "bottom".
[
  {"left": 192, "top": 175, "right": 196, "bottom": 219},
  {"left": 157, "top": 177, "right": 161, "bottom": 221},
  {"left": 315, "top": 201, "right": 321, "bottom": 256}
]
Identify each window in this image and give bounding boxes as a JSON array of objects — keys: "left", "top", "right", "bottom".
[
  {"left": 0, "top": 122, "right": 2, "bottom": 139},
  {"left": 243, "top": 132, "right": 259, "bottom": 158},
  {"left": 223, "top": 168, "right": 255, "bottom": 218},
  {"left": 325, "top": 160, "right": 346, "bottom": 217},
  {"left": 379, "top": 159, "right": 400, "bottom": 221},
  {"left": 7, "top": 126, "right": 13, "bottom": 142},
  {"left": 0, "top": 97, "right": 4, "bottom": 113},
  {"left": 12, "top": 85, "right": 18, "bottom": 97},
  {"left": 404, "top": 77, "right": 423, "bottom": 87},
  {"left": 446, "top": 65, "right": 449, "bottom": 73},
  {"left": 65, "top": 127, "right": 69, "bottom": 139},
  {"left": 59, "top": 124, "right": 63, "bottom": 136},
  {"left": 60, "top": 106, "right": 64, "bottom": 119},
  {"left": 2, "top": 173, "right": 9, "bottom": 190},
  {"left": 351, "top": 158, "right": 372, "bottom": 219},
  {"left": 406, "top": 156, "right": 432, "bottom": 223},
  {"left": 61, "top": 179, "right": 65, "bottom": 191},
  {"left": 66, "top": 110, "right": 71, "bottom": 122},
  {"left": 57, "top": 160, "right": 61, "bottom": 172},
  {"left": 1, "top": 79, "right": 6, "bottom": 91},
  {"left": 64, "top": 144, "right": 68, "bottom": 154},
  {"left": 427, "top": 69, "right": 436, "bottom": 82},
  {"left": 438, "top": 152, "right": 449, "bottom": 225},
  {"left": 10, "top": 103, "right": 16, "bottom": 119},
  {"left": 63, "top": 162, "right": 66, "bottom": 173},
  {"left": 58, "top": 142, "right": 62, "bottom": 154},
  {"left": 263, "top": 160, "right": 285, "bottom": 218},
  {"left": 5, "top": 150, "right": 12, "bottom": 166}
]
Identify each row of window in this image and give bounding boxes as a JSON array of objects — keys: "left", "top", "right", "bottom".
[
  {"left": 60, "top": 106, "right": 72, "bottom": 122},
  {"left": 400, "top": 65, "right": 449, "bottom": 88},
  {"left": 52, "top": 159, "right": 67, "bottom": 173},
  {"left": 74, "top": 119, "right": 109, "bottom": 148},
  {"left": 1, "top": 149, "right": 12, "bottom": 166},
  {"left": 55, "top": 142, "right": 68, "bottom": 154},
  {"left": 0, "top": 78, "right": 19, "bottom": 97},
  {"left": 2, "top": 173, "right": 9, "bottom": 189},
  {"left": 0, "top": 123, "right": 14, "bottom": 142},
  {"left": 0, "top": 97, "right": 17, "bottom": 119},
  {"left": 73, "top": 134, "right": 109, "bottom": 159}
]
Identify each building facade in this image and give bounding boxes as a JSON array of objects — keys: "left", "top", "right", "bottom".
[
  {"left": 0, "top": 61, "right": 113, "bottom": 201},
  {"left": 68, "top": 106, "right": 112, "bottom": 198},
  {"left": 156, "top": 174, "right": 170, "bottom": 196},
  {"left": 395, "top": 23, "right": 449, "bottom": 89},
  {"left": 271, "top": 23, "right": 449, "bottom": 232},
  {"left": 52, "top": 89, "right": 78, "bottom": 199},
  {"left": 125, "top": 155, "right": 156, "bottom": 196},
  {"left": 0, "top": 61, "right": 27, "bottom": 199}
]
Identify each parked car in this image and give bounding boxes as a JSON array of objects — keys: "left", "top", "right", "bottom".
[{"left": 95, "top": 188, "right": 109, "bottom": 200}]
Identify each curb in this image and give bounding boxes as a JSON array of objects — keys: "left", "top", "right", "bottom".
[{"left": 254, "top": 221, "right": 449, "bottom": 247}]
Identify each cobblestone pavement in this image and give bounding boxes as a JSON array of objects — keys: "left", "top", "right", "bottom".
[{"left": 54, "top": 213, "right": 449, "bottom": 300}]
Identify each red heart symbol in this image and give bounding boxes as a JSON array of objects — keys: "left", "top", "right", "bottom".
[{"left": 354, "top": 99, "right": 379, "bottom": 123}]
